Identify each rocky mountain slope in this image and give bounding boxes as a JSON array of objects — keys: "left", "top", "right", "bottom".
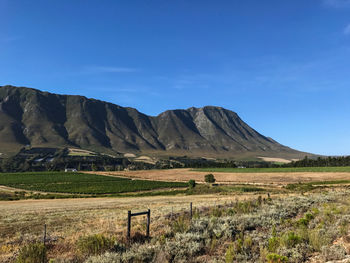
[{"left": 0, "top": 85, "right": 307, "bottom": 158}]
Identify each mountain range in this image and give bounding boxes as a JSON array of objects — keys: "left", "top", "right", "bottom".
[{"left": 0, "top": 85, "right": 307, "bottom": 159}]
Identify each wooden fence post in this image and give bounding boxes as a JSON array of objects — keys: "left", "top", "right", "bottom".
[
  {"left": 127, "top": 210, "right": 151, "bottom": 241},
  {"left": 43, "top": 224, "right": 46, "bottom": 246},
  {"left": 146, "top": 209, "right": 150, "bottom": 237},
  {"left": 127, "top": 211, "right": 131, "bottom": 240},
  {"left": 190, "top": 202, "right": 193, "bottom": 219},
  {"left": 42, "top": 224, "right": 47, "bottom": 263}
]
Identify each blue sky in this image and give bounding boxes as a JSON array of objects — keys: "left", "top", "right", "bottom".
[{"left": 1, "top": 0, "right": 350, "bottom": 156}]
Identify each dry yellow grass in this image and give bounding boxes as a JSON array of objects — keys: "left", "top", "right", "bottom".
[
  {"left": 0, "top": 193, "right": 268, "bottom": 261},
  {"left": 68, "top": 148, "right": 96, "bottom": 156},
  {"left": 3, "top": 168, "right": 350, "bottom": 261},
  {"left": 258, "top": 156, "right": 293, "bottom": 163},
  {"left": 87, "top": 168, "right": 350, "bottom": 185}
]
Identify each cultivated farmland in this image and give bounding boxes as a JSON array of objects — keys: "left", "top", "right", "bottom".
[
  {"left": 93, "top": 167, "right": 350, "bottom": 185},
  {"left": 193, "top": 166, "right": 350, "bottom": 173},
  {"left": 2, "top": 169, "right": 350, "bottom": 262},
  {"left": 0, "top": 172, "right": 187, "bottom": 194}
]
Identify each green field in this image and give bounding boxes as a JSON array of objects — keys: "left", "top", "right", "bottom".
[
  {"left": 193, "top": 166, "right": 350, "bottom": 173},
  {"left": 0, "top": 172, "right": 187, "bottom": 194}
]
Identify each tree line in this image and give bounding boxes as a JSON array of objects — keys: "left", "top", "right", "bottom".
[{"left": 283, "top": 156, "right": 350, "bottom": 167}]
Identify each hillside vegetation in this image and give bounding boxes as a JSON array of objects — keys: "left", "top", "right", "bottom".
[{"left": 83, "top": 190, "right": 350, "bottom": 263}]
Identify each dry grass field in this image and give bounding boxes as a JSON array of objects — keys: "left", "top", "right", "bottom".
[
  {"left": 257, "top": 157, "right": 296, "bottom": 163},
  {"left": 3, "top": 169, "right": 350, "bottom": 262},
  {"left": 0, "top": 193, "right": 265, "bottom": 262},
  {"left": 87, "top": 168, "right": 350, "bottom": 185}
]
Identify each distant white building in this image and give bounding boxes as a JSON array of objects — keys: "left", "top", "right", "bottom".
[{"left": 65, "top": 168, "right": 77, "bottom": 172}]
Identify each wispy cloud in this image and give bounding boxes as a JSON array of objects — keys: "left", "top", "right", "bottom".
[
  {"left": 323, "top": 0, "right": 350, "bottom": 8},
  {"left": 344, "top": 24, "right": 350, "bottom": 35},
  {"left": 83, "top": 66, "right": 138, "bottom": 74}
]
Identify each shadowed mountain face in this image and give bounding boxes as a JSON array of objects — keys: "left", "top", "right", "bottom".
[{"left": 0, "top": 85, "right": 305, "bottom": 158}]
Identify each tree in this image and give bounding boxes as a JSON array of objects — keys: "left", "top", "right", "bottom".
[
  {"left": 1, "top": 158, "right": 13, "bottom": 172},
  {"left": 91, "top": 163, "right": 98, "bottom": 171},
  {"left": 204, "top": 173, "right": 216, "bottom": 183},
  {"left": 188, "top": 179, "right": 196, "bottom": 188}
]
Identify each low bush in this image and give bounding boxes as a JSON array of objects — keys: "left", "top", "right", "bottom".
[
  {"left": 266, "top": 253, "right": 288, "bottom": 263},
  {"left": 82, "top": 190, "right": 350, "bottom": 263},
  {"left": 280, "top": 232, "right": 301, "bottom": 248},
  {"left": 321, "top": 244, "right": 347, "bottom": 261},
  {"left": 16, "top": 243, "right": 47, "bottom": 263},
  {"left": 204, "top": 173, "right": 216, "bottom": 183},
  {"left": 171, "top": 215, "right": 190, "bottom": 233},
  {"left": 77, "top": 234, "right": 115, "bottom": 256},
  {"left": 285, "top": 183, "right": 314, "bottom": 192},
  {"left": 225, "top": 243, "right": 236, "bottom": 263},
  {"left": 188, "top": 179, "right": 196, "bottom": 188},
  {"left": 268, "top": 237, "right": 280, "bottom": 253}
]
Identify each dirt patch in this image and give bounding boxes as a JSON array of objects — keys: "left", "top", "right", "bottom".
[
  {"left": 87, "top": 168, "right": 350, "bottom": 186},
  {"left": 258, "top": 156, "right": 293, "bottom": 163},
  {"left": 124, "top": 153, "right": 136, "bottom": 157},
  {"left": 0, "top": 185, "right": 22, "bottom": 193},
  {"left": 68, "top": 148, "right": 96, "bottom": 156}
]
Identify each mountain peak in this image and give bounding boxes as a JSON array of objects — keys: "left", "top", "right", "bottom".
[{"left": 0, "top": 85, "right": 306, "bottom": 158}]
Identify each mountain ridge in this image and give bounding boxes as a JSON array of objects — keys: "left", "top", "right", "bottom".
[{"left": 0, "top": 85, "right": 309, "bottom": 159}]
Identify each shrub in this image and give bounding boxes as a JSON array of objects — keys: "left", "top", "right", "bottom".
[
  {"left": 225, "top": 243, "right": 235, "bottom": 263},
  {"left": 77, "top": 234, "right": 115, "bottom": 256},
  {"left": 171, "top": 215, "right": 190, "bottom": 233},
  {"left": 16, "top": 243, "right": 47, "bottom": 263},
  {"left": 308, "top": 229, "right": 331, "bottom": 252},
  {"left": 211, "top": 207, "right": 223, "bottom": 218},
  {"left": 164, "top": 232, "right": 206, "bottom": 261},
  {"left": 296, "top": 218, "right": 309, "bottom": 227},
  {"left": 266, "top": 253, "right": 288, "bottom": 263},
  {"left": 268, "top": 237, "right": 280, "bottom": 252},
  {"left": 281, "top": 232, "right": 301, "bottom": 248},
  {"left": 204, "top": 174, "right": 216, "bottom": 183},
  {"left": 297, "top": 212, "right": 315, "bottom": 227},
  {"left": 304, "top": 213, "right": 314, "bottom": 221},
  {"left": 85, "top": 252, "right": 121, "bottom": 263},
  {"left": 188, "top": 179, "right": 196, "bottom": 189},
  {"left": 321, "top": 245, "right": 347, "bottom": 261},
  {"left": 208, "top": 237, "right": 217, "bottom": 255},
  {"left": 340, "top": 219, "right": 349, "bottom": 236},
  {"left": 243, "top": 236, "right": 253, "bottom": 249},
  {"left": 121, "top": 244, "right": 157, "bottom": 262}
]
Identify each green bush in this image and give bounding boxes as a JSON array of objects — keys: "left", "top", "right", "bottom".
[
  {"left": 188, "top": 179, "right": 196, "bottom": 188},
  {"left": 308, "top": 229, "right": 331, "bottom": 252},
  {"left": 204, "top": 174, "right": 216, "bottom": 183},
  {"left": 281, "top": 232, "right": 301, "bottom": 248},
  {"left": 297, "top": 212, "right": 315, "bottom": 227},
  {"left": 225, "top": 243, "right": 236, "bottom": 263},
  {"left": 77, "top": 234, "right": 115, "bottom": 255},
  {"left": 285, "top": 183, "right": 314, "bottom": 192},
  {"left": 268, "top": 237, "right": 280, "bottom": 252},
  {"left": 210, "top": 207, "right": 223, "bottom": 217},
  {"left": 266, "top": 253, "right": 288, "bottom": 263},
  {"left": 171, "top": 215, "right": 190, "bottom": 233},
  {"left": 16, "top": 243, "right": 47, "bottom": 263}
]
